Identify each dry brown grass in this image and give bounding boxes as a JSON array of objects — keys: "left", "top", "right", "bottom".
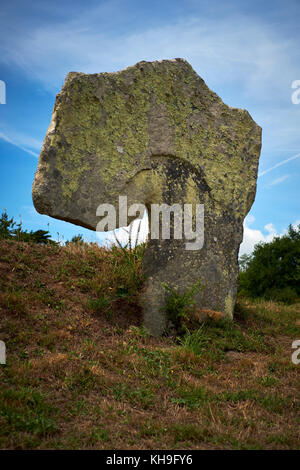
[{"left": 0, "top": 239, "right": 299, "bottom": 450}]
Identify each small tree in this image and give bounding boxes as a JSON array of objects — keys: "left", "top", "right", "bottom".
[{"left": 0, "top": 210, "right": 15, "bottom": 239}]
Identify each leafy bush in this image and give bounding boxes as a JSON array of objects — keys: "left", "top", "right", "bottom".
[
  {"left": 162, "top": 280, "right": 202, "bottom": 333},
  {"left": 238, "top": 224, "right": 300, "bottom": 303}
]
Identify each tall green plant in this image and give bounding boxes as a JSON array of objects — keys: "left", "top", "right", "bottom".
[{"left": 162, "top": 280, "right": 203, "bottom": 333}]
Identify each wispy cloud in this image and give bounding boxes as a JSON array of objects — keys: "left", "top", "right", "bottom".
[
  {"left": 0, "top": 131, "right": 41, "bottom": 157},
  {"left": 1, "top": 1, "right": 299, "bottom": 170},
  {"left": 0, "top": 0, "right": 299, "bottom": 196},
  {"left": 0, "top": 2, "right": 298, "bottom": 100},
  {"left": 267, "top": 174, "right": 290, "bottom": 187},
  {"left": 258, "top": 152, "right": 300, "bottom": 177}
]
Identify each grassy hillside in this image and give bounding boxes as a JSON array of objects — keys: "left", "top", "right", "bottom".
[{"left": 0, "top": 239, "right": 299, "bottom": 449}]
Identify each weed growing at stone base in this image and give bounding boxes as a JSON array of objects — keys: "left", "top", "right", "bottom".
[{"left": 162, "top": 280, "right": 203, "bottom": 333}]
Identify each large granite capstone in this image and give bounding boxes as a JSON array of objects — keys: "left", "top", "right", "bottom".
[{"left": 32, "top": 59, "right": 261, "bottom": 335}]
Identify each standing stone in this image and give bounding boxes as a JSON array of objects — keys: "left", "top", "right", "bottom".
[{"left": 32, "top": 59, "right": 261, "bottom": 336}]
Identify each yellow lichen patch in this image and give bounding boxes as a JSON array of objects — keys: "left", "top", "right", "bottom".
[
  {"left": 225, "top": 294, "right": 234, "bottom": 319},
  {"left": 42, "top": 60, "right": 260, "bottom": 208}
]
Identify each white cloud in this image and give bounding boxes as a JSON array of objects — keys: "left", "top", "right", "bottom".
[
  {"left": 292, "top": 219, "right": 300, "bottom": 229},
  {"left": 1, "top": 2, "right": 299, "bottom": 177},
  {"left": 0, "top": 4, "right": 297, "bottom": 102},
  {"left": 238, "top": 216, "right": 300, "bottom": 256},
  {"left": 239, "top": 218, "right": 275, "bottom": 255},
  {"left": 0, "top": 2, "right": 299, "bottom": 169}
]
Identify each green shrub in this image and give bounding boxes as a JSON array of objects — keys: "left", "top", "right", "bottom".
[
  {"left": 238, "top": 223, "right": 300, "bottom": 303},
  {"left": 162, "top": 280, "right": 202, "bottom": 333}
]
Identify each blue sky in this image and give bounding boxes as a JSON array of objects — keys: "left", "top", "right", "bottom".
[{"left": 0, "top": 0, "right": 299, "bottom": 252}]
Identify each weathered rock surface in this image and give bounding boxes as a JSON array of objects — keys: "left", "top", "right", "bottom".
[{"left": 32, "top": 59, "right": 261, "bottom": 335}]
